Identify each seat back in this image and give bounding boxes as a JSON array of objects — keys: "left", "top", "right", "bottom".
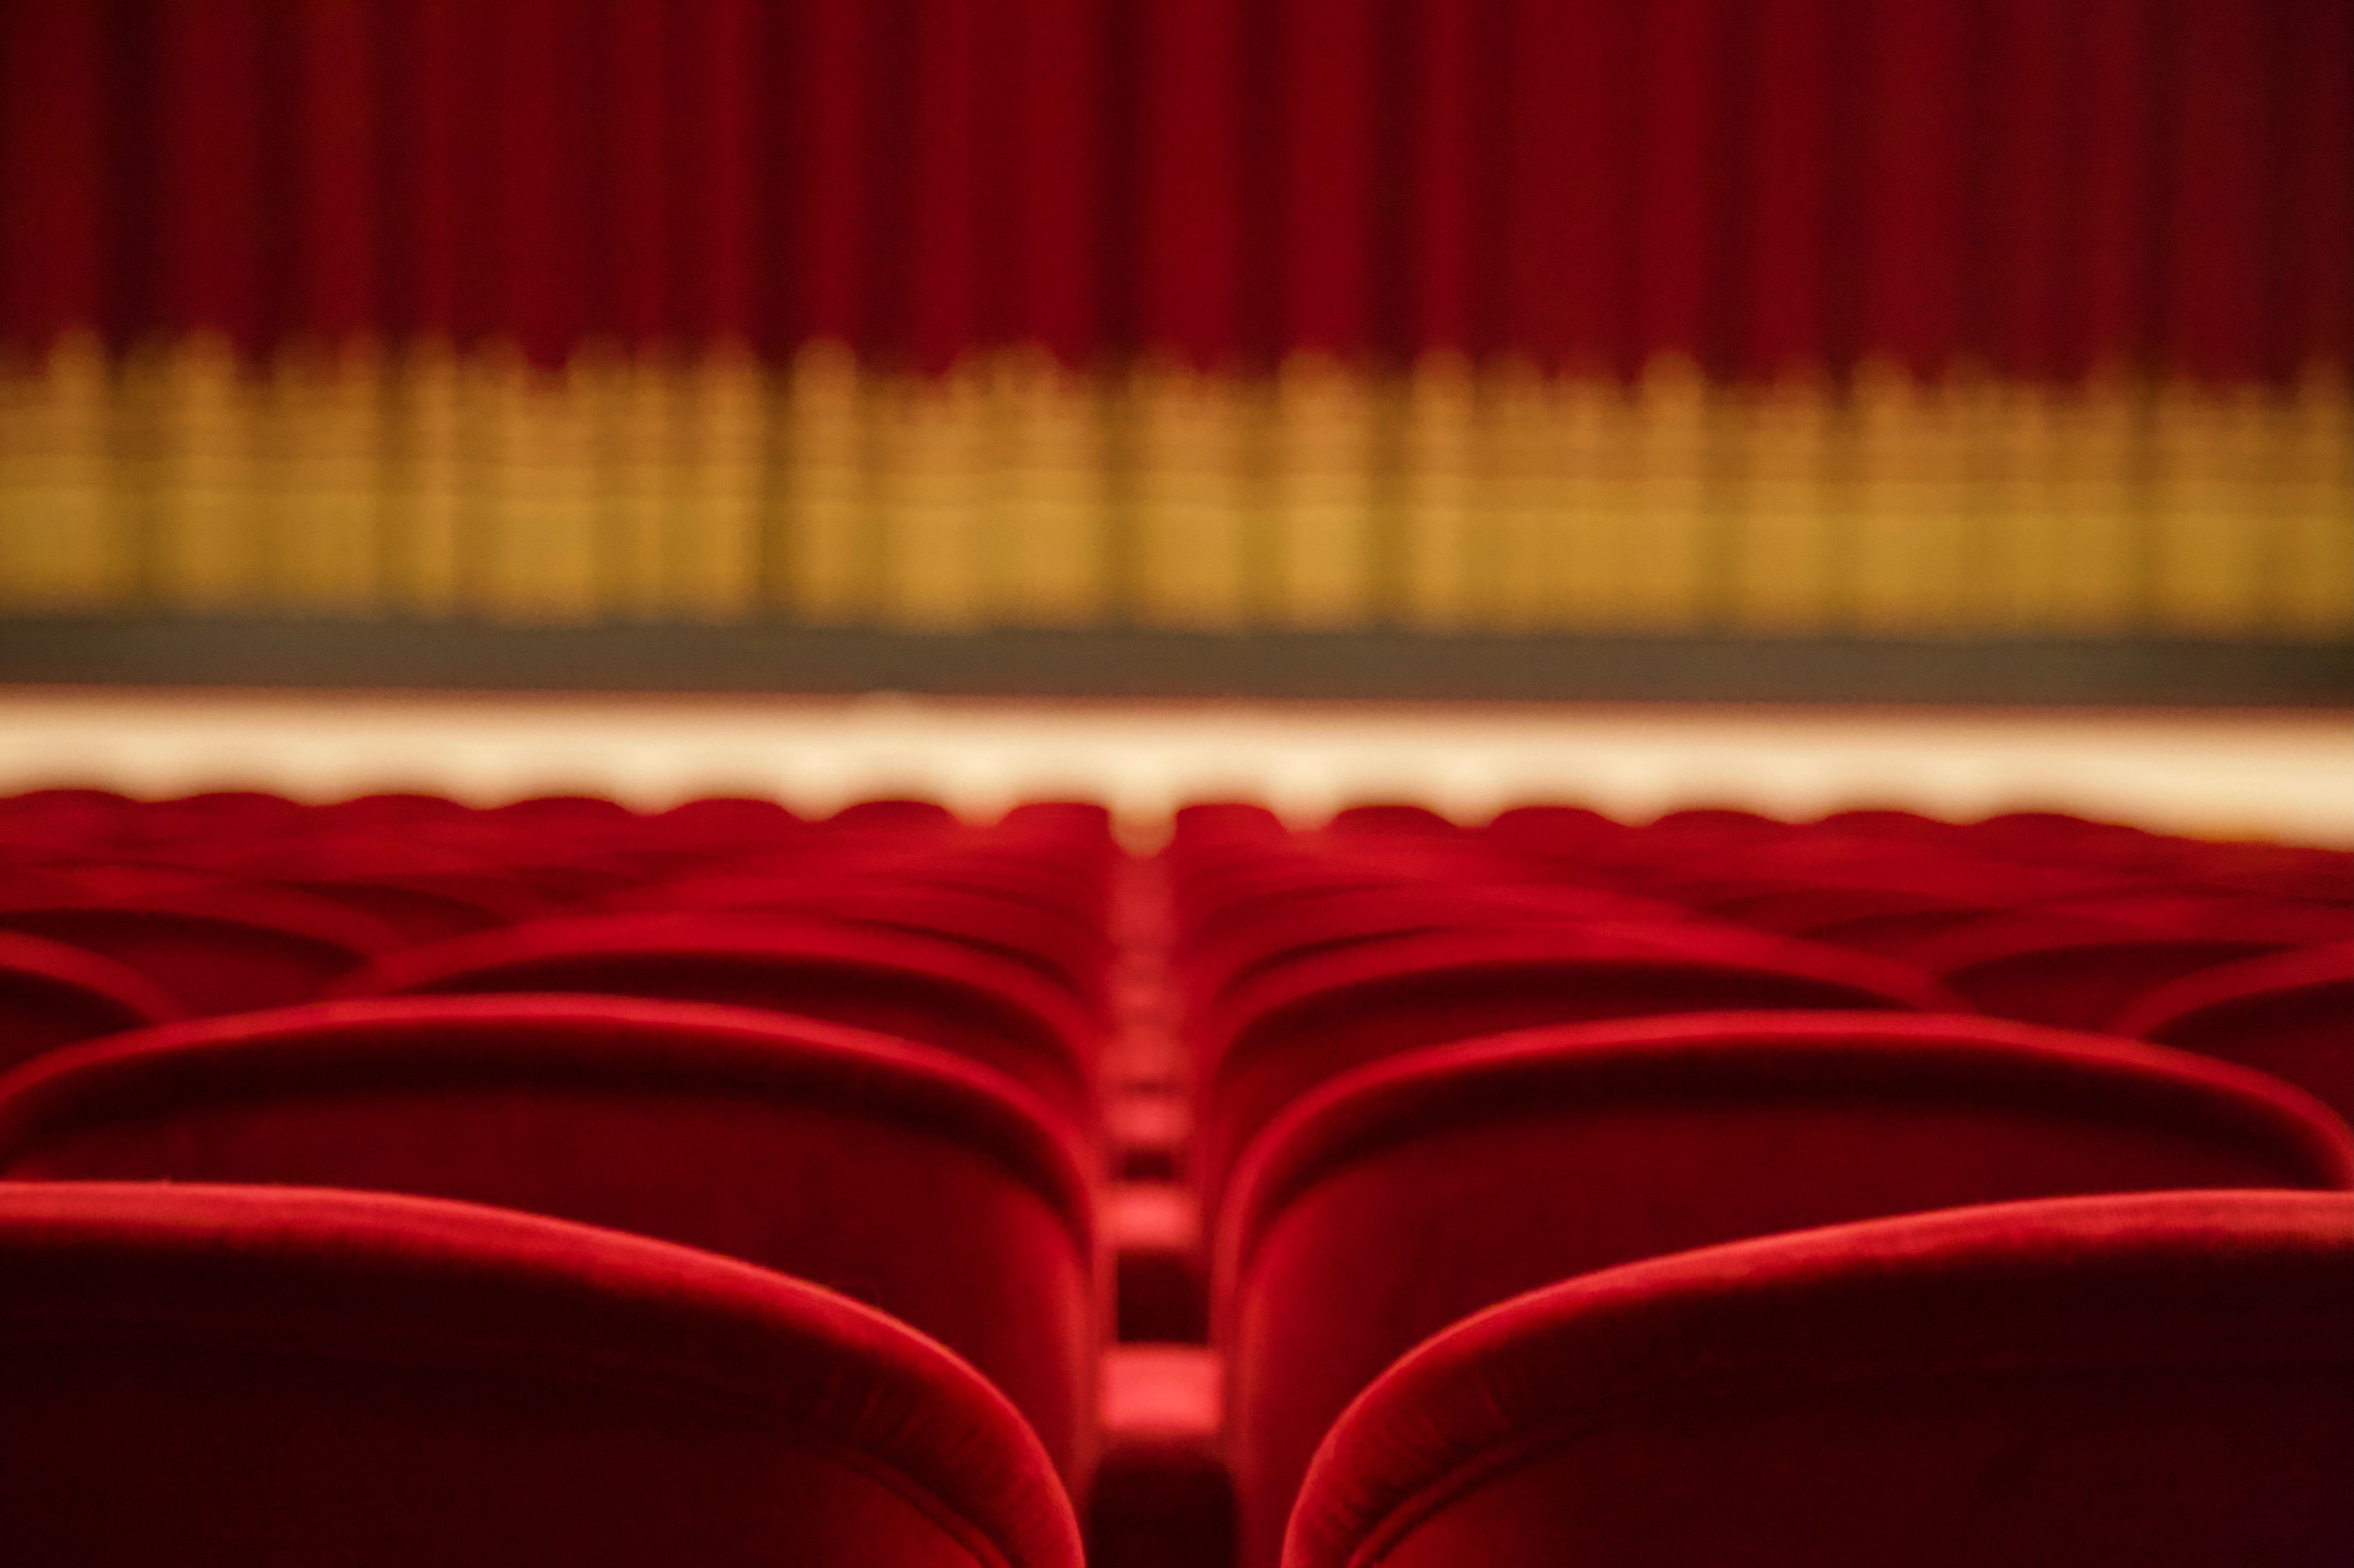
[
  {"left": 1184, "top": 884, "right": 1691, "bottom": 1017},
  {"left": 331, "top": 913, "right": 1098, "bottom": 1128},
  {"left": 607, "top": 875, "right": 1108, "bottom": 1011},
  {"left": 1218, "top": 1013, "right": 2354, "bottom": 1568},
  {"left": 0, "top": 995, "right": 1100, "bottom": 1481},
  {"left": 0, "top": 932, "right": 182, "bottom": 1071},
  {"left": 0, "top": 1183, "right": 1082, "bottom": 1568},
  {"left": 1197, "top": 929, "right": 1955, "bottom": 1204},
  {"left": 0, "top": 887, "right": 401, "bottom": 1016},
  {"left": 1912, "top": 911, "right": 2293, "bottom": 1031},
  {"left": 1284, "top": 1191, "right": 2353, "bottom": 1568},
  {"left": 2117, "top": 942, "right": 2354, "bottom": 1124}
]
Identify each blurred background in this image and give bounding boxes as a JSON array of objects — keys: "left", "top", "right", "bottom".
[{"left": 0, "top": 0, "right": 2347, "bottom": 821}]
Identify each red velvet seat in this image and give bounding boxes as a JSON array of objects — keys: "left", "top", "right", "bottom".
[
  {"left": 1284, "top": 1190, "right": 2354, "bottom": 1568},
  {"left": 1914, "top": 910, "right": 2299, "bottom": 1031},
  {"left": 328, "top": 912, "right": 1099, "bottom": 1128},
  {"left": 638, "top": 795, "right": 804, "bottom": 857},
  {"left": 390, "top": 818, "right": 642, "bottom": 901},
  {"left": 830, "top": 797, "right": 962, "bottom": 830},
  {"left": 2163, "top": 842, "right": 2352, "bottom": 906},
  {"left": 480, "top": 794, "right": 640, "bottom": 833},
  {"left": 0, "top": 786, "right": 133, "bottom": 831},
  {"left": 0, "top": 994, "right": 1101, "bottom": 1482},
  {"left": 1710, "top": 881, "right": 2001, "bottom": 942},
  {"left": 0, "top": 1183, "right": 1083, "bottom": 1568},
  {"left": 736, "top": 838, "right": 1109, "bottom": 931},
  {"left": 1810, "top": 806, "right": 1957, "bottom": 842},
  {"left": 152, "top": 788, "right": 304, "bottom": 824},
  {"left": 7, "top": 857, "right": 244, "bottom": 899},
  {"left": 312, "top": 791, "right": 474, "bottom": 829},
  {"left": 321, "top": 852, "right": 570, "bottom": 914},
  {"left": 1172, "top": 802, "right": 1287, "bottom": 846},
  {"left": 0, "top": 886, "right": 402, "bottom": 1016},
  {"left": 2160, "top": 855, "right": 2350, "bottom": 897},
  {"left": 1217, "top": 1013, "right": 2354, "bottom": 1568},
  {"left": 608, "top": 874, "right": 1110, "bottom": 1013},
  {"left": 2117, "top": 942, "right": 2354, "bottom": 1125},
  {"left": 1001, "top": 799, "right": 1114, "bottom": 831},
  {"left": 1325, "top": 804, "right": 1459, "bottom": 838},
  {"left": 1796, "top": 896, "right": 2011, "bottom": 956},
  {"left": 2040, "top": 890, "right": 2352, "bottom": 937},
  {"left": 1481, "top": 804, "right": 1627, "bottom": 861},
  {"left": 1183, "top": 884, "right": 1693, "bottom": 1019},
  {"left": 1173, "top": 857, "right": 1402, "bottom": 935},
  {"left": 266, "top": 870, "right": 546, "bottom": 943},
  {"left": 1719, "top": 857, "right": 2177, "bottom": 957},
  {"left": 0, "top": 932, "right": 181, "bottom": 1071},
  {"left": 1674, "top": 855, "right": 2132, "bottom": 920},
  {"left": 1194, "top": 928, "right": 1958, "bottom": 1205}
]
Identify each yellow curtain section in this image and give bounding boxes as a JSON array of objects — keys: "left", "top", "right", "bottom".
[{"left": 2, "top": 333, "right": 2348, "bottom": 638}]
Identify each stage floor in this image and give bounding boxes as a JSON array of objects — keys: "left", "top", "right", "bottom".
[{"left": 3, "top": 688, "right": 2347, "bottom": 847}]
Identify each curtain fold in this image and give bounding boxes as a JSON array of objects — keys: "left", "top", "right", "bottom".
[{"left": 0, "top": 0, "right": 2345, "bottom": 634}]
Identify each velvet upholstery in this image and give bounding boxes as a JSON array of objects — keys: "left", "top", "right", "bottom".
[
  {"left": 0, "top": 931, "right": 182, "bottom": 1070},
  {"left": 1218, "top": 1013, "right": 2354, "bottom": 1568},
  {"left": 0, "top": 886, "right": 402, "bottom": 1016},
  {"left": 1172, "top": 803, "right": 1287, "bottom": 847},
  {"left": 640, "top": 795, "right": 804, "bottom": 853},
  {"left": 258, "top": 851, "right": 557, "bottom": 941},
  {"left": 605, "top": 875, "right": 1109, "bottom": 1011},
  {"left": 831, "top": 799, "right": 962, "bottom": 830},
  {"left": 2118, "top": 942, "right": 2354, "bottom": 1125},
  {"left": 1722, "top": 884, "right": 2000, "bottom": 944},
  {"left": 765, "top": 836, "right": 1105, "bottom": 929},
  {"left": 263, "top": 849, "right": 557, "bottom": 921},
  {"left": 1196, "top": 929, "right": 1957, "bottom": 1205},
  {"left": 1912, "top": 911, "right": 2297, "bottom": 1031},
  {"left": 1325, "top": 805, "right": 1459, "bottom": 837},
  {"left": 1284, "top": 1191, "right": 2354, "bottom": 1568},
  {"left": 330, "top": 913, "right": 1099, "bottom": 1128},
  {"left": 1803, "top": 900, "right": 2014, "bottom": 957},
  {"left": 1183, "top": 884, "right": 1692, "bottom": 1016},
  {"left": 1173, "top": 862, "right": 1403, "bottom": 947},
  {"left": 0, "top": 995, "right": 1100, "bottom": 1481},
  {"left": 274, "top": 878, "right": 519, "bottom": 942},
  {"left": 0, "top": 1183, "right": 1083, "bottom": 1568},
  {"left": 2040, "top": 893, "right": 2352, "bottom": 947}
]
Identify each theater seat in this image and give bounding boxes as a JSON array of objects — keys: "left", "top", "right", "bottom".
[
  {"left": 604, "top": 875, "right": 1109, "bottom": 1013},
  {"left": 1182, "top": 883, "right": 1692, "bottom": 1017},
  {"left": 329, "top": 913, "right": 1099, "bottom": 1129},
  {"left": 2117, "top": 942, "right": 2354, "bottom": 1125},
  {"left": 0, "top": 995, "right": 1100, "bottom": 1482},
  {"left": 830, "top": 798, "right": 961, "bottom": 830},
  {"left": 0, "top": 931, "right": 182, "bottom": 1071},
  {"left": 0, "top": 1183, "right": 1082, "bottom": 1568},
  {"left": 0, "top": 887, "right": 403, "bottom": 1016},
  {"left": 1195, "top": 928, "right": 1957, "bottom": 1205},
  {"left": 1911, "top": 911, "right": 2296, "bottom": 1032},
  {"left": 1217, "top": 1013, "right": 2354, "bottom": 1568},
  {"left": 1284, "top": 1190, "right": 2353, "bottom": 1568}
]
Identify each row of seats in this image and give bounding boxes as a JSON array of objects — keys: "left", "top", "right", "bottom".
[
  {"left": 1, "top": 791, "right": 1111, "bottom": 1100},
  {"left": 2, "top": 1180, "right": 1083, "bottom": 1567},
  {"left": 1132, "top": 802, "right": 2350, "bottom": 1566},
  {"left": 6, "top": 1181, "right": 2343, "bottom": 1568},
  {"left": 1161, "top": 802, "right": 2353, "bottom": 1147},
  {"left": 1, "top": 787, "right": 2349, "bottom": 1565}
]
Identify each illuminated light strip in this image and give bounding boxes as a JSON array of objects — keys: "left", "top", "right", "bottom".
[
  {"left": 1, "top": 340, "right": 2348, "bottom": 639},
  {"left": 1, "top": 692, "right": 2347, "bottom": 850}
]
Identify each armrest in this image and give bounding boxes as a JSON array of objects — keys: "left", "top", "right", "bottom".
[
  {"left": 1110, "top": 1180, "right": 1208, "bottom": 1342},
  {"left": 1089, "top": 1344, "right": 1234, "bottom": 1568}
]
